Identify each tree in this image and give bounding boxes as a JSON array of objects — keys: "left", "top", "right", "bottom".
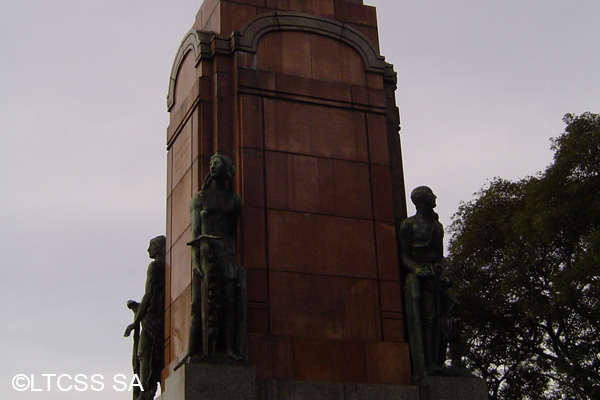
[{"left": 447, "top": 112, "right": 600, "bottom": 400}]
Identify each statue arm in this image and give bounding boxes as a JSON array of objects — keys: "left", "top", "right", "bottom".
[
  {"left": 136, "top": 263, "right": 159, "bottom": 322},
  {"left": 124, "top": 263, "right": 158, "bottom": 337},
  {"left": 399, "top": 221, "right": 418, "bottom": 274},
  {"left": 190, "top": 193, "right": 204, "bottom": 239},
  {"left": 399, "top": 220, "right": 432, "bottom": 278},
  {"left": 436, "top": 221, "right": 445, "bottom": 264},
  {"left": 189, "top": 193, "right": 205, "bottom": 277}
]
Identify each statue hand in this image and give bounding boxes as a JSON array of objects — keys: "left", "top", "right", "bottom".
[
  {"left": 124, "top": 323, "right": 136, "bottom": 337},
  {"left": 193, "top": 267, "right": 204, "bottom": 278},
  {"left": 416, "top": 266, "right": 432, "bottom": 278},
  {"left": 126, "top": 300, "right": 138, "bottom": 309}
]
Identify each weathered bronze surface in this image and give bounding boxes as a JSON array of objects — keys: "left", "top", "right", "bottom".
[
  {"left": 399, "top": 187, "right": 469, "bottom": 381},
  {"left": 124, "top": 235, "right": 166, "bottom": 400},
  {"left": 176, "top": 153, "right": 246, "bottom": 370}
]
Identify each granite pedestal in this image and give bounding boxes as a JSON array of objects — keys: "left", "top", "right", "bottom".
[
  {"left": 256, "top": 379, "right": 420, "bottom": 400},
  {"left": 417, "top": 376, "right": 489, "bottom": 400},
  {"left": 160, "top": 364, "right": 256, "bottom": 400}
]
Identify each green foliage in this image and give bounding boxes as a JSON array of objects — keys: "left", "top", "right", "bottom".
[{"left": 447, "top": 113, "right": 600, "bottom": 400}]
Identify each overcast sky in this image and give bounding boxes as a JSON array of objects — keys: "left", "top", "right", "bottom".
[{"left": 1, "top": 1, "right": 598, "bottom": 398}]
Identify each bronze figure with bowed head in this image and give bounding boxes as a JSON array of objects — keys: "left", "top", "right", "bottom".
[
  {"left": 399, "top": 186, "right": 469, "bottom": 380},
  {"left": 124, "top": 235, "right": 166, "bottom": 400}
]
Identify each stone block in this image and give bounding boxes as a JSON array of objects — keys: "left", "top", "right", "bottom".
[
  {"left": 266, "top": 152, "right": 373, "bottom": 219},
  {"left": 263, "top": 98, "right": 367, "bottom": 162},
  {"left": 248, "top": 333, "right": 294, "bottom": 380},
  {"left": 266, "top": 151, "right": 320, "bottom": 212},
  {"left": 293, "top": 337, "right": 367, "bottom": 383},
  {"left": 269, "top": 271, "right": 381, "bottom": 340},
  {"left": 344, "top": 382, "right": 420, "bottom": 400},
  {"left": 170, "top": 287, "right": 191, "bottom": 365},
  {"left": 247, "top": 267, "right": 268, "bottom": 302},
  {"left": 248, "top": 333, "right": 272, "bottom": 379},
  {"left": 191, "top": 108, "right": 200, "bottom": 162},
  {"left": 267, "top": 210, "right": 377, "bottom": 278},
  {"left": 375, "top": 221, "right": 399, "bottom": 281},
  {"left": 220, "top": 1, "right": 259, "bottom": 36},
  {"left": 167, "top": 150, "right": 174, "bottom": 195},
  {"left": 351, "top": 25, "right": 379, "bottom": 53},
  {"left": 265, "top": 0, "right": 335, "bottom": 18},
  {"left": 161, "top": 363, "right": 256, "bottom": 400},
  {"left": 367, "top": 113, "right": 389, "bottom": 165},
  {"left": 310, "top": 34, "right": 365, "bottom": 86},
  {"left": 317, "top": 158, "right": 372, "bottom": 219},
  {"left": 165, "top": 307, "right": 171, "bottom": 342},
  {"left": 334, "top": 0, "right": 378, "bottom": 27},
  {"left": 370, "top": 165, "right": 394, "bottom": 222},
  {"left": 248, "top": 307, "right": 270, "bottom": 334},
  {"left": 368, "top": 88, "right": 386, "bottom": 108},
  {"left": 171, "top": 170, "right": 192, "bottom": 242},
  {"left": 417, "top": 376, "right": 489, "bottom": 400},
  {"left": 257, "top": 31, "right": 312, "bottom": 79},
  {"left": 241, "top": 148, "right": 265, "bottom": 208},
  {"left": 351, "top": 85, "right": 369, "bottom": 105},
  {"left": 365, "top": 341, "right": 411, "bottom": 385},
  {"left": 238, "top": 68, "right": 277, "bottom": 91},
  {"left": 275, "top": 73, "right": 352, "bottom": 103},
  {"left": 258, "top": 379, "right": 344, "bottom": 400},
  {"left": 170, "top": 229, "right": 192, "bottom": 301},
  {"left": 379, "top": 280, "right": 402, "bottom": 313},
  {"left": 382, "top": 318, "right": 404, "bottom": 342},
  {"left": 240, "top": 95, "right": 264, "bottom": 150},
  {"left": 242, "top": 207, "right": 266, "bottom": 269},
  {"left": 366, "top": 72, "right": 383, "bottom": 89},
  {"left": 172, "top": 119, "right": 193, "bottom": 188},
  {"left": 165, "top": 249, "right": 172, "bottom": 307}
]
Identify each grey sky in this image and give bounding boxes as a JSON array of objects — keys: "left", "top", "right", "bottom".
[{"left": 1, "top": 1, "right": 598, "bottom": 398}]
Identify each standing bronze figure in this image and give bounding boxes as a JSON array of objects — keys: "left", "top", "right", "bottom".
[
  {"left": 399, "top": 186, "right": 468, "bottom": 380},
  {"left": 176, "top": 153, "right": 244, "bottom": 369},
  {"left": 124, "top": 235, "right": 166, "bottom": 400}
]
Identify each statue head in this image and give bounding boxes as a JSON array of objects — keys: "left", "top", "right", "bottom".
[
  {"left": 209, "top": 153, "right": 235, "bottom": 180},
  {"left": 410, "top": 186, "right": 437, "bottom": 210},
  {"left": 202, "top": 153, "right": 236, "bottom": 191},
  {"left": 148, "top": 235, "right": 166, "bottom": 259}
]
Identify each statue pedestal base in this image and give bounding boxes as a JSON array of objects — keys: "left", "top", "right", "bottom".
[
  {"left": 161, "top": 371, "right": 422, "bottom": 400},
  {"left": 257, "top": 379, "right": 420, "bottom": 400},
  {"left": 160, "top": 363, "right": 256, "bottom": 400},
  {"left": 159, "top": 365, "right": 488, "bottom": 400},
  {"left": 417, "top": 376, "right": 488, "bottom": 400}
]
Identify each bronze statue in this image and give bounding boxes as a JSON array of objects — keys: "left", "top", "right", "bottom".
[
  {"left": 399, "top": 186, "right": 468, "bottom": 380},
  {"left": 175, "top": 153, "right": 244, "bottom": 370},
  {"left": 124, "top": 235, "right": 166, "bottom": 400}
]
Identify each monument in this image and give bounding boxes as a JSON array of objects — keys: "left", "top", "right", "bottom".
[{"left": 151, "top": 0, "right": 489, "bottom": 398}]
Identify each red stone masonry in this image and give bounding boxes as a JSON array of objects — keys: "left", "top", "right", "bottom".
[{"left": 163, "top": 0, "right": 409, "bottom": 387}]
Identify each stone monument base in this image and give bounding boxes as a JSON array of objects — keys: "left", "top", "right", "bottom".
[
  {"left": 417, "top": 376, "right": 489, "bottom": 400},
  {"left": 159, "top": 365, "right": 489, "bottom": 400},
  {"left": 256, "top": 379, "right": 420, "bottom": 400},
  {"left": 159, "top": 363, "right": 256, "bottom": 400}
]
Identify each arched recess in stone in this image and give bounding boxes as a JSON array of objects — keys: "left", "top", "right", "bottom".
[
  {"left": 254, "top": 30, "right": 367, "bottom": 86},
  {"left": 233, "top": 12, "right": 386, "bottom": 73},
  {"left": 166, "top": 11, "right": 390, "bottom": 109},
  {"left": 167, "top": 31, "right": 198, "bottom": 111}
]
